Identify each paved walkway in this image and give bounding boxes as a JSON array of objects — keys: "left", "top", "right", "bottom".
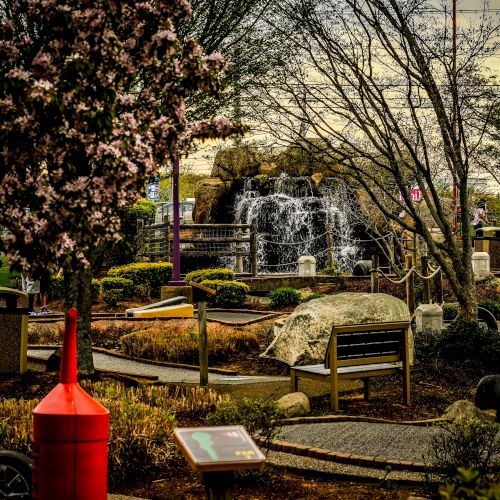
[{"left": 27, "top": 347, "right": 286, "bottom": 386}]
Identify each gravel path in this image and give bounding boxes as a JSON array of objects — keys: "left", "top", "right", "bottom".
[{"left": 277, "top": 422, "right": 440, "bottom": 462}]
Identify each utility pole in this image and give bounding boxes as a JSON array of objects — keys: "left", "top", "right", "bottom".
[{"left": 452, "top": 0, "right": 459, "bottom": 234}]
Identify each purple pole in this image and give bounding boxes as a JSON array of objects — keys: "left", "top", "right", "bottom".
[{"left": 169, "top": 157, "right": 184, "bottom": 285}]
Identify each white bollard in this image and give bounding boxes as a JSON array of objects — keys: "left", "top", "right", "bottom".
[
  {"left": 415, "top": 304, "right": 444, "bottom": 332},
  {"left": 298, "top": 256, "right": 316, "bottom": 277},
  {"left": 472, "top": 252, "right": 490, "bottom": 274}
]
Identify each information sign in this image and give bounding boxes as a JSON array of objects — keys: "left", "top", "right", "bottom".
[
  {"left": 173, "top": 425, "right": 266, "bottom": 472},
  {"left": 147, "top": 178, "right": 160, "bottom": 202}
]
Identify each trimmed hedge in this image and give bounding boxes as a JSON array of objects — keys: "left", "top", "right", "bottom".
[
  {"left": 108, "top": 262, "right": 172, "bottom": 297},
  {"left": 269, "top": 287, "right": 301, "bottom": 307},
  {"left": 100, "top": 277, "right": 135, "bottom": 297},
  {"left": 199, "top": 280, "right": 249, "bottom": 308},
  {"left": 51, "top": 275, "right": 101, "bottom": 304},
  {"left": 479, "top": 300, "right": 500, "bottom": 320},
  {"left": 185, "top": 268, "right": 235, "bottom": 284}
]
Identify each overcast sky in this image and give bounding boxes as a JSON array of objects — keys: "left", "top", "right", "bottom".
[{"left": 183, "top": 0, "right": 500, "bottom": 175}]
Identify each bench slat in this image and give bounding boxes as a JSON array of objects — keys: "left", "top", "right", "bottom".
[{"left": 337, "top": 330, "right": 403, "bottom": 345}]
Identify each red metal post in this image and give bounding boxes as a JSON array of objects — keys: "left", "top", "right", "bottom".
[{"left": 32, "top": 308, "right": 109, "bottom": 499}]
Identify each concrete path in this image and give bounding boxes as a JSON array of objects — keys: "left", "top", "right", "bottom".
[{"left": 27, "top": 348, "right": 286, "bottom": 386}]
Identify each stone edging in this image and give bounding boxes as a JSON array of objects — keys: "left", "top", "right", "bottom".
[
  {"left": 27, "top": 344, "right": 239, "bottom": 376},
  {"left": 255, "top": 415, "right": 452, "bottom": 473}
]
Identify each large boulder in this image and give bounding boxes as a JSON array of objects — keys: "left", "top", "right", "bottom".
[
  {"left": 262, "top": 292, "right": 412, "bottom": 366},
  {"left": 210, "top": 145, "right": 261, "bottom": 181},
  {"left": 193, "top": 178, "right": 231, "bottom": 223}
]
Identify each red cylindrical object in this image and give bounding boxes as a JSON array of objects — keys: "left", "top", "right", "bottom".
[{"left": 32, "top": 308, "right": 109, "bottom": 499}]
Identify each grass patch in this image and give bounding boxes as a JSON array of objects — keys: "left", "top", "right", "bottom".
[{"left": 0, "top": 255, "right": 19, "bottom": 288}]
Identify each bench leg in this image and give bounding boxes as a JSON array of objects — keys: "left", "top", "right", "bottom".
[
  {"left": 290, "top": 369, "right": 298, "bottom": 393},
  {"left": 363, "top": 378, "right": 370, "bottom": 400},
  {"left": 330, "top": 372, "right": 339, "bottom": 412}
]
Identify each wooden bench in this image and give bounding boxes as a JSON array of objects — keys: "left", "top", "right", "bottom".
[{"left": 289, "top": 321, "right": 411, "bottom": 411}]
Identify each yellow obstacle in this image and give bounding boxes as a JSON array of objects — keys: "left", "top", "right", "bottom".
[{"left": 130, "top": 303, "right": 194, "bottom": 319}]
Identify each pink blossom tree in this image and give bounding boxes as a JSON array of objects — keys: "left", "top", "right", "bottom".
[{"left": 0, "top": 0, "right": 242, "bottom": 373}]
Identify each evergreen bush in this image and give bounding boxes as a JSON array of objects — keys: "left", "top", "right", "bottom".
[
  {"left": 205, "top": 397, "right": 285, "bottom": 445},
  {"left": 100, "top": 277, "right": 135, "bottom": 297},
  {"left": 436, "top": 319, "right": 500, "bottom": 375},
  {"left": 442, "top": 303, "right": 459, "bottom": 321},
  {"left": 108, "top": 262, "right": 172, "bottom": 297},
  {"left": 479, "top": 300, "right": 500, "bottom": 320},
  {"left": 185, "top": 268, "right": 235, "bottom": 284},
  {"left": 426, "top": 419, "right": 500, "bottom": 483},
  {"left": 51, "top": 275, "right": 100, "bottom": 303},
  {"left": 268, "top": 287, "right": 301, "bottom": 307},
  {"left": 199, "top": 279, "right": 249, "bottom": 308}
]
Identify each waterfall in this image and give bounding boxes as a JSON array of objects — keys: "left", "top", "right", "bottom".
[{"left": 234, "top": 174, "right": 359, "bottom": 274}]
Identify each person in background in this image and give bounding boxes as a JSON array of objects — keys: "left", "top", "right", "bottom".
[
  {"left": 39, "top": 270, "right": 50, "bottom": 314},
  {"left": 21, "top": 272, "right": 40, "bottom": 315},
  {"left": 472, "top": 199, "right": 490, "bottom": 237}
]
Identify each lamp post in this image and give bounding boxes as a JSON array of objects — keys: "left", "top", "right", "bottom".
[{"left": 169, "top": 157, "right": 184, "bottom": 286}]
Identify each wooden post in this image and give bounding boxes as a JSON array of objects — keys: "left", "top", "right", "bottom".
[
  {"left": 388, "top": 233, "right": 394, "bottom": 274},
  {"left": 434, "top": 269, "right": 443, "bottom": 304},
  {"left": 202, "top": 472, "right": 234, "bottom": 500},
  {"left": 198, "top": 300, "right": 209, "bottom": 387},
  {"left": 136, "top": 219, "right": 144, "bottom": 258},
  {"left": 405, "top": 254, "right": 415, "bottom": 314},
  {"left": 421, "top": 255, "right": 431, "bottom": 304},
  {"left": 371, "top": 255, "right": 379, "bottom": 293},
  {"left": 235, "top": 224, "right": 243, "bottom": 273},
  {"left": 250, "top": 220, "right": 258, "bottom": 276},
  {"left": 326, "top": 223, "right": 334, "bottom": 268}
]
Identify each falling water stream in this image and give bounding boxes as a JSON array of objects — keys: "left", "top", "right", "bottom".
[{"left": 233, "top": 174, "right": 359, "bottom": 273}]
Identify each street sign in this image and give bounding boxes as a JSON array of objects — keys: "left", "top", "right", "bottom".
[
  {"left": 410, "top": 185, "right": 422, "bottom": 202},
  {"left": 147, "top": 178, "right": 160, "bottom": 202},
  {"left": 173, "top": 426, "right": 266, "bottom": 473}
]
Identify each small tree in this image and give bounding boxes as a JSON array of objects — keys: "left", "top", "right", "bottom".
[{"left": 0, "top": 0, "right": 242, "bottom": 373}]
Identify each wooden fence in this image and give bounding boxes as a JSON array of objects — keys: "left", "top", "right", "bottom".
[{"left": 136, "top": 219, "right": 258, "bottom": 275}]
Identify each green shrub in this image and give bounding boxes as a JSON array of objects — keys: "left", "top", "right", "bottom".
[
  {"left": 108, "top": 262, "right": 172, "bottom": 297},
  {"left": 102, "top": 289, "right": 125, "bottom": 308},
  {"left": 119, "top": 319, "right": 258, "bottom": 364},
  {"left": 185, "top": 268, "right": 235, "bottom": 284},
  {"left": 50, "top": 275, "right": 100, "bottom": 304},
  {"left": 442, "top": 303, "right": 459, "bottom": 321},
  {"left": 301, "top": 293, "right": 324, "bottom": 303},
  {"left": 319, "top": 263, "right": 341, "bottom": 277},
  {"left": 435, "top": 319, "right": 500, "bottom": 375},
  {"left": 100, "top": 277, "right": 135, "bottom": 297},
  {"left": 426, "top": 419, "right": 500, "bottom": 483},
  {"left": 479, "top": 300, "right": 500, "bottom": 320},
  {"left": 440, "top": 467, "right": 500, "bottom": 500},
  {"left": 199, "top": 279, "right": 249, "bottom": 308},
  {"left": 205, "top": 397, "right": 285, "bottom": 446},
  {"left": 268, "top": 287, "right": 301, "bottom": 307}
]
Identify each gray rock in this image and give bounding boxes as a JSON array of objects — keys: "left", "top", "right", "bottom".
[
  {"left": 277, "top": 392, "right": 310, "bottom": 417},
  {"left": 441, "top": 400, "right": 494, "bottom": 422},
  {"left": 262, "top": 293, "right": 412, "bottom": 366},
  {"left": 475, "top": 375, "right": 500, "bottom": 420}
]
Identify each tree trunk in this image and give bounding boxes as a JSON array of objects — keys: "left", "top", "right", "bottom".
[{"left": 63, "top": 258, "right": 95, "bottom": 375}]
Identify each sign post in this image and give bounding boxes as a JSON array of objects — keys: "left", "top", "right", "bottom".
[
  {"left": 190, "top": 281, "right": 216, "bottom": 387},
  {"left": 174, "top": 425, "right": 266, "bottom": 500}
]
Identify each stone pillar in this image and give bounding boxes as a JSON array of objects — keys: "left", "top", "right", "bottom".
[
  {"left": 472, "top": 251, "right": 490, "bottom": 274},
  {"left": 415, "top": 303, "right": 444, "bottom": 332},
  {"left": 298, "top": 256, "right": 316, "bottom": 277}
]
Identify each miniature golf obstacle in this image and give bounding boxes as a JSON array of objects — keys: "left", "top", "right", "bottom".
[
  {"left": 125, "top": 295, "right": 194, "bottom": 318},
  {"left": 32, "top": 308, "right": 109, "bottom": 499}
]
